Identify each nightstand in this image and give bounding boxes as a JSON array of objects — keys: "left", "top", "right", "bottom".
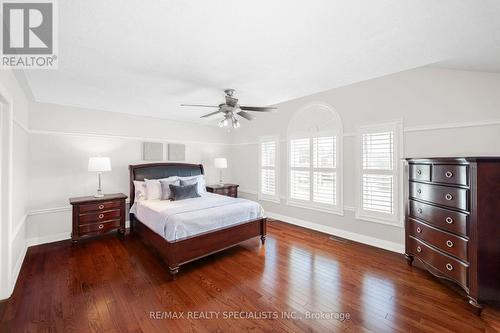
[
  {"left": 69, "top": 193, "right": 127, "bottom": 243},
  {"left": 206, "top": 184, "right": 239, "bottom": 198}
]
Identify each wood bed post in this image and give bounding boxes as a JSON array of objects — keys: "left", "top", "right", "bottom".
[
  {"left": 260, "top": 218, "right": 267, "bottom": 244},
  {"left": 169, "top": 266, "right": 179, "bottom": 280}
]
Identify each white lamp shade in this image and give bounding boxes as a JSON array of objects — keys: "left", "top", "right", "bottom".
[
  {"left": 88, "top": 157, "right": 112, "bottom": 172},
  {"left": 214, "top": 158, "right": 227, "bottom": 169}
]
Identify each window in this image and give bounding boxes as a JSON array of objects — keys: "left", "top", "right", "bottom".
[
  {"left": 258, "top": 136, "right": 279, "bottom": 202},
  {"left": 287, "top": 103, "right": 343, "bottom": 215},
  {"left": 357, "top": 122, "right": 402, "bottom": 225},
  {"left": 289, "top": 135, "right": 340, "bottom": 212}
]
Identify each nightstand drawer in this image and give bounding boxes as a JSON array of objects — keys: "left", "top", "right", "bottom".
[
  {"left": 79, "top": 200, "right": 121, "bottom": 214},
  {"left": 79, "top": 220, "right": 121, "bottom": 234},
  {"left": 79, "top": 209, "right": 122, "bottom": 225}
]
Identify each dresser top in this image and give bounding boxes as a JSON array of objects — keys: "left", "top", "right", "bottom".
[
  {"left": 406, "top": 157, "right": 500, "bottom": 163},
  {"left": 69, "top": 193, "right": 127, "bottom": 205},
  {"left": 206, "top": 184, "right": 239, "bottom": 189}
]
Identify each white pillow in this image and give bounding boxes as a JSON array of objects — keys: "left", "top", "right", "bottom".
[
  {"left": 145, "top": 176, "right": 178, "bottom": 200},
  {"left": 159, "top": 178, "right": 181, "bottom": 200},
  {"left": 133, "top": 181, "right": 147, "bottom": 201},
  {"left": 179, "top": 175, "right": 206, "bottom": 194}
]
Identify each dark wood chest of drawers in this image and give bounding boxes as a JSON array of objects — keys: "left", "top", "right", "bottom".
[
  {"left": 405, "top": 158, "right": 500, "bottom": 314},
  {"left": 206, "top": 184, "right": 239, "bottom": 198},
  {"left": 69, "top": 193, "right": 127, "bottom": 243}
]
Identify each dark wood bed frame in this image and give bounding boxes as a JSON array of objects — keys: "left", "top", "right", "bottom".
[{"left": 129, "top": 163, "right": 267, "bottom": 279}]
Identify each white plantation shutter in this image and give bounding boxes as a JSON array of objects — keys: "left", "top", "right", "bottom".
[
  {"left": 289, "top": 136, "right": 338, "bottom": 208},
  {"left": 259, "top": 137, "right": 279, "bottom": 201},
  {"left": 358, "top": 125, "right": 400, "bottom": 224}
]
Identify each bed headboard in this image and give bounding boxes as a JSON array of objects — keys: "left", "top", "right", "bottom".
[{"left": 129, "top": 163, "right": 204, "bottom": 206}]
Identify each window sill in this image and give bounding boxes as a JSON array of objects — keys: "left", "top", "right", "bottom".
[
  {"left": 258, "top": 194, "right": 281, "bottom": 204},
  {"left": 286, "top": 200, "right": 344, "bottom": 216},
  {"left": 354, "top": 212, "right": 404, "bottom": 228}
]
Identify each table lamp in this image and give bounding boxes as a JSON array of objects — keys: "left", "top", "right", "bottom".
[
  {"left": 214, "top": 158, "right": 227, "bottom": 185},
  {"left": 88, "top": 157, "right": 112, "bottom": 197}
]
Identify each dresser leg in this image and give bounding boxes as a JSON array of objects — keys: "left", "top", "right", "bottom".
[
  {"left": 468, "top": 297, "right": 483, "bottom": 315},
  {"left": 169, "top": 266, "right": 179, "bottom": 280},
  {"left": 260, "top": 235, "right": 266, "bottom": 245},
  {"left": 404, "top": 253, "right": 414, "bottom": 266}
]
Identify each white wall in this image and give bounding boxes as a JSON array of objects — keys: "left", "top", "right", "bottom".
[
  {"left": 0, "top": 69, "right": 30, "bottom": 300},
  {"left": 26, "top": 103, "right": 232, "bottom": 245},
  {"left": 229, "top": 68, "right": 500, "bottom": 252}
]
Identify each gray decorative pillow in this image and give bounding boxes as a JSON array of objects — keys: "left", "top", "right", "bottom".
[
  {"left": 159, "top": 178, "right": 180, "bottom": 200},
  {"left": 169, "top": 183, "right": 200, "bottom": 201}
]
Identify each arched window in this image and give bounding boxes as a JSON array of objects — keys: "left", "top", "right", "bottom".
[{"left": 287, "top": 103, "right": 343, "bottom": 215}]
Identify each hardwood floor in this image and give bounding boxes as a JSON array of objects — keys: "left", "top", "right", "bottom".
[{"left": 1, "top": 220, "right": 499, "bottom": 332}]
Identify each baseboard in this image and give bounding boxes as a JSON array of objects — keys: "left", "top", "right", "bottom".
[
  {"left": 265, "top": 211, "right": 405, "bottom": 254},
  {"left": 9, "top": 243, "right": 27, "bottom": 295},
  {"left": 27, "top": 232, "right": 71, "bottom": 247}
]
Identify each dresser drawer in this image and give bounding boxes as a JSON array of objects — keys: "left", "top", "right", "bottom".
[
  {"left": 79, "top": 209, "right": 122, "bottom": 225},
  {"left": 409, "top": 164, "right": 431, "bottom": 182},
  {"left": 79, "top": 219, "right": 121, "bottom": 234},
  {"left": 408, "top": 219, "right": 468, "bottom": 261},
  {"left": 409, "top": 182, "right": 468, "bottom": 211},
  {"left": 409, "top": 200, "right": 468, "bottom": 236},
  {"left": 432, "top": 165, "right": 468, "bottom": 186},
  {"left": 408, "top": 236, "right": 468, "bottom": 288},
  {"left": 79, "top": 200, "right": 122, "bottom": 214}
]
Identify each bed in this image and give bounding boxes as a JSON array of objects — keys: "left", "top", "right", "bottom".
[{"left": 129, "top": 163, "right": 267, "bottom": 279}]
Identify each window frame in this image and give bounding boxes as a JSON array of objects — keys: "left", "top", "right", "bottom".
[
  {"left": 355, "top": 121, "right": 403, "bottom": 226},
  {"left": 287, "top": 130, "right": 343, "bottom": 216},
  {"left": 258, "top": 135, "right": 280, "bottom": 203}
]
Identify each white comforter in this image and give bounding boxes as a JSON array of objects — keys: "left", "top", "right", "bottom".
[{"left": 130, "top": 193, "right": 263, "bottom": 241}]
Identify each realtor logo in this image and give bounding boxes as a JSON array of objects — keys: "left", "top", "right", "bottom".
[{"left": 1, "top": 0, "right": 58, "bottom": 68}]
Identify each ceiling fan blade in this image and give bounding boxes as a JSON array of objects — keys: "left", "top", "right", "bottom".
[
  {"left": 225, "top": 96, "right": 238, "bottom": 107},
  {"left": 239, "top": 106, "right": 277, "bottom": 112},
  {"left": 236, "top": 110, "right": 254, "bottom": 121},
  {"left": 200, "top": 110, "right": 221, "bottom": 118},
  {"left": 181, "top": 104, "right": 219, "bottom": 108}
]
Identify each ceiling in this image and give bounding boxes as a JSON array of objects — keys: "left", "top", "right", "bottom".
[{"left": 22, "top": 0, "right": 500, "bottom": 124}]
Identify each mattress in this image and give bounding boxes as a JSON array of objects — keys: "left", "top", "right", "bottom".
[{"left": 130, "top": 193, "right": 264, "bottom": 241}]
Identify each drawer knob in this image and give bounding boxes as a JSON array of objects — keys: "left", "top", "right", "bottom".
[
  {"left": 446, "top": 240, "right": 454, "bottom": 248},
  {"left": 416, "top": 246, "right": 422, "bottom": 253},
  {"left": 417, "top": 189, "right": 422, "bottom": 194},
  {"left": 417, "top": 169, "right": 422, "bottom": 175},
  {"left": 98, "top": 204, "right": 104, "bottom": 210},
  {"left": 417, "top": 208, "right": 423, "bottom": 214},
  {"left": 416, "top": 227, "right": 422, "bottom": 233},
  {"left": 98, "top": 214, "right": 104, "bottom": 219},
  {"left": 446, "top": 217, "right": 453, "bottom": 224},
  {"left": 445, "top": 171, "right": 453, "bottom": 178},
  {"left": 98, "top": 224, "right": 104, "bottom": 230},
  {"left": 446, "top": 263, "right": 453, "bottom": 271},
  {"left": 445, "top": 194, "right": 453, "bottom": 201}
]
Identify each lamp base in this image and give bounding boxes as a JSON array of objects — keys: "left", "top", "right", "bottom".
[
  {"left": 94, "top": 194, "right": 105, "bottom": 198},
  {"left": 94, "top": 188, "right": 104, "bottom": 198}
]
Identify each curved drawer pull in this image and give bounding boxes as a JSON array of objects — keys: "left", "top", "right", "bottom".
[
  {"left": 98, "top": 224, "right": 104, "bottom": 230},
  {"left": 445, "top": 217, "right": 453, "bottom": 224},
  {"left": 446, "top": 240, "right": 454, "bottom": 248},
  {"left": 98, "top": 204, "right": 104, "bottom": 210},
  {"left": 417, "top": 169, "right": 422, "bottom": 175},
  {"left": 445, "top": 194, "right": 453, "bottom": 201},
  {"left": 416, "top": 227, "right": 422, "bottom": 233},
  {"left": 445, "top": 171, "right": 453, "bottom": 178},
  {"left": 417, "top": 208, "right": 423, "bottom": 214},
  {"left": 446, "top": 263, "right": 453, "bottom": 271},
  {"left": 417, "top": 189, "right": 422, "bottom": 194},
  {"left": 98, "top": 214, "right": 104, "bottom": 219},
  {"left": 416, "top": 246, "right": 422, "bottom": 253}
]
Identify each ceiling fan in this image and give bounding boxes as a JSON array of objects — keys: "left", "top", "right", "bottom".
[{"left": 181, "top": 89, "right": 277, "bottom": 128}]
